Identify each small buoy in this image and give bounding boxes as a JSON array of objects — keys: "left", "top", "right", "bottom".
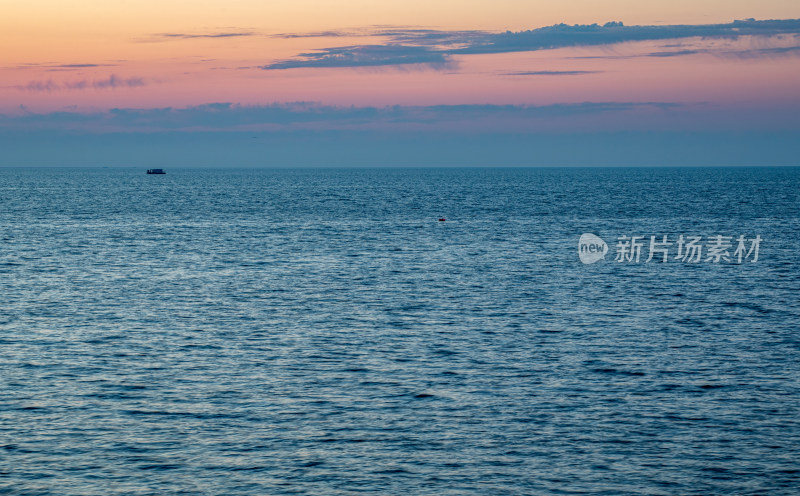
[{"left": 438, "top": 218, "right": 446, "bottom": 222}]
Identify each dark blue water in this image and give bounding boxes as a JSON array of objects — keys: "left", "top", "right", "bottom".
[{"left": 1, "top": 167, "right": 799, "bottom": 495}]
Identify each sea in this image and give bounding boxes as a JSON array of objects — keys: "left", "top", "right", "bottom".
[{"left": 1, "top": 166, "right": 798, "bottom": 495}]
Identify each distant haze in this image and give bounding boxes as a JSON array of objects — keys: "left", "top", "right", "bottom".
[{"left": 1, "top": 2, "right": 798, "bottom": 166}]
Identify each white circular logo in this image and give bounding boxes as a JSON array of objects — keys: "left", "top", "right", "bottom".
[{"left": 578, "top": 233, "right": 608, "bottom": 264}]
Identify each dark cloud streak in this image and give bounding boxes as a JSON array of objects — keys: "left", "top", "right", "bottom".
[
  {"left": 15, "top": 75, "right": 147, "bottom": 92},
  {"left": 503, "top": 70, "right": 602, "bottom": 76},
  {"left": 570, "top": 44, "right": 800, "bottom": 59},
  {"left": 263, "top": 18, "right": 800, "bottom": 70},
  {"left": 155, "top": 32, "right": 255, "bottom": 40},
  {"left": 263, "top": 45, "right": 454, "bottom": 70},
  {"left": 57, "top": 63, "right": 107, "bottom": 68},
  {"left": 0, "top": 101, "right": 681, "bottom": 131},
  {"left": 453, "top": 19, "right": 800, "bottom": 54}
]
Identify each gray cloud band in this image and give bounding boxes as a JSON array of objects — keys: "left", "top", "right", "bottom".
[{"left": 262, "top": 19, "right": 800, "bottom": 70}]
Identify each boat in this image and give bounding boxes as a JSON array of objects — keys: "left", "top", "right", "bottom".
[{"left": 146, "top": 169, "right": 166, "bottom": 174}]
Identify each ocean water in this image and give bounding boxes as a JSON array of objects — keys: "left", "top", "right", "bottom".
[{"left": 0, "top": 167, "right": 798, "bottom": 495}]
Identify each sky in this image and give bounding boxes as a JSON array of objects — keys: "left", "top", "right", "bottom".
[{"left": 1, "top": 0, "right": 799, "bottom": 166}]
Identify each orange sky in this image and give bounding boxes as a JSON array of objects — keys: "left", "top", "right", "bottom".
[{"left": 1, "top": 1, "right": 799, "bottom": 113}]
